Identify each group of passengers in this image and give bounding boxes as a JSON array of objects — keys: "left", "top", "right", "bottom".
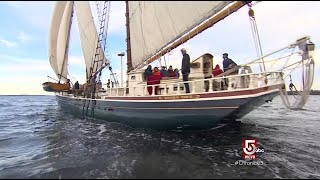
[
  {"left": 144, "top": 49, "right": 238, "bottom": 95},
  {"left": 144, "top": 65, "right": 180, "bottom": 95},
  {"left": 68, "top": 76, "right": 104, "bottom": 97},
  {"left": 144, "top": 65, "right": 179, "bottom": 80}
]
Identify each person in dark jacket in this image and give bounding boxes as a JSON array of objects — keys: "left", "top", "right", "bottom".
[
  {"left": 222, "top": 53, "right": 237, "bottom": 72},
  {"left": 144, "top": 65, "right": 153, "bottom": 81},
  {"left": 160, "top": 66, "right": 169, "bottom": 77},
  {"left": 181, "top": 48, "right": 190, "bottom": 93},
  {"left": 74, "top": 81, "right": 80, "bottom": 89},
  {"left": 222, "top": 53, "right": 238, "bottom": 88},
  {"left": 67, "top": 79, "right": 72, "bottom": 94},
  {"left": 73, "top": 81, "right": 80, "bottom": 96},
  {"left": 106, "top": 79, "right": 110, "bottom": 88},
  {"left": 174, "top": 68, "right": 180, "bottom": 78}
]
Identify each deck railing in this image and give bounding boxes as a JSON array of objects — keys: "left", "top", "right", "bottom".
[{"left": 104, "top": 71, "right": 283, "bottom": 97}]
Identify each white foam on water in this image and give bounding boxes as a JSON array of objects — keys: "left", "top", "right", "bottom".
[{"left": 97, "top": 124, "right": 107, "bottom": 136}]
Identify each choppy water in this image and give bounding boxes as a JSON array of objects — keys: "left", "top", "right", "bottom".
[{"left": 0, "top": 95, "right": 319, "bottom": 179}]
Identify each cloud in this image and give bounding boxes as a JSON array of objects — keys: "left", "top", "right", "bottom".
[
  {"left": 68, "top": 55, "right": 84, "bottom": 66},
  {"left": 0, "top": 53, "right": 89, "bottom": 95},
  {"left": 89, "top": 1, "right": 126, "bottom": 34},
  {"left": 0, "top": 39, "right": 17, "bottom": 48},
  {"left": 0, "top": 31, "right": 33, "bottom": 48},
  {"left": 108, "top": 1, "right": 126, "bottom": 34},
  {"left": 0, "top": 75, "right": 55, "bottom": 95},
  {"left": 0, "top": 54, "right": 58, "bottom": 95},
  {"left": 0, "top": 54, "right": 88, "bottom": 80},
  {"left": 0, "top": 54, "right": 51, "bottom": 73},
  {"left": 2, "top": 1, "right": 20, "bottom": 8},
  {"left": 67, "top": 55, "right": 87, "bottom": 83},
  {"left": 17, "top": 31, "right": 32, "bottom": 43},
  {"left": 69, "top": 1, "right": 126, "bottom": 53},
  {"left": 3, "top": 1, "right": 54, "bottom": 32}
]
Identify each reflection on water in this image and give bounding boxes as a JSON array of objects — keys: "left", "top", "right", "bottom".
[{"left": 0, "top": 95, "right": 319, "bottom": 178}]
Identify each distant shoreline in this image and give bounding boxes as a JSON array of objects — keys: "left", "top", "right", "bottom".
[
  {"left": 287, "top": 90, "right": 320, "bottom": 95},
  {"left": 0, "top": 95, "right": 54, "bottom": 96}
]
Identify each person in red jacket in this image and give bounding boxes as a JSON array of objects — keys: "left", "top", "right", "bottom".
[
  {"left": 212, "top": 64, "right": 225, "bottom": 90},
  {"left": 167, "top": 65, "right": 176, "bottom": 77},
  {"left": 212, "top": 64, "right": 223, "bottom": 76},
  {"left": 147, "top": 67, "right": 162, "bottom": 95}
]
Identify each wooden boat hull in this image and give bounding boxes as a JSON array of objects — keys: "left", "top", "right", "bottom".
[
  {"left": 42, "top": 82, "right": 69, "bottom": 92},
  {"left": 55, "top": 84, "right": 282, "bottom": 130}
]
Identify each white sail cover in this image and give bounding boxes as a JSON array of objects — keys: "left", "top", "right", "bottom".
[
  {"left": 48, "top": 1, "right": 67, "bottom": 78},
  {"left": 56, "top": 1, "right": 73, "bottom": 83},
  {"left": 74, "top": 1, "right": 107, "bottom": 80},
  {"left": 128, "top": 1, "right": 233, "bottom": 68}
]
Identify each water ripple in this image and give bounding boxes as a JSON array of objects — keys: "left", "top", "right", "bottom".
[{"left": 0, "top": 95, "right": 319, "bottom": 178}]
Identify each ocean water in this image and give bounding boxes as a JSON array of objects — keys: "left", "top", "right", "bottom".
[{"left": 0, "top": 95, "right": 319, "bottom": 179}]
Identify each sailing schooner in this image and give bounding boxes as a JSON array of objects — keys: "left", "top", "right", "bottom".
[{"left": 43, "top": 1, "right": 316, "bottom": 130}]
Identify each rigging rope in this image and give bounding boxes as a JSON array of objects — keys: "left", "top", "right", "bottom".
[
  {"left": 248, "top": 5, "right": 265, "bottom": 72},
  {"left": 94, "top": 1, "right": 117, "bottom": 87}
]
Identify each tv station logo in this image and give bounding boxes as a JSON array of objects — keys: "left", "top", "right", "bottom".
[{"left": 242, "top": 139, "right": 264, "bottom": 160}]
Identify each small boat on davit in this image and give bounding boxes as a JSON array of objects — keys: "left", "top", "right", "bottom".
[{"left": 42, "top": 82, "right": 69, "bottom": 92}]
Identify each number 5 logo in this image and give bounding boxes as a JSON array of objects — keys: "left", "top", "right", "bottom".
[{"left": 242, "top": 139, "right": 256, "bottom": 155}]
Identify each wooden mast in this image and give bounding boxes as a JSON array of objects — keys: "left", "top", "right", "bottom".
[
  {"left": 134, "top": 1, "right": 249, "bottom": 70},
  {"left": 125, "top": 1, "right": 133, "bottom": 73}
]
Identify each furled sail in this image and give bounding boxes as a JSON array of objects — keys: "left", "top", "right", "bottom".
[
  {"left": 128, "top": 1, "right": 233, "bottom": 69},
  {"left": 48, "top": 1, "right": 67, "bottom": 78},
  {"left": 74, "top": 1, "right": 108, "bottom": 81},
  {"left": 56, "top": 1, "right": 73, "bottom": 83}
]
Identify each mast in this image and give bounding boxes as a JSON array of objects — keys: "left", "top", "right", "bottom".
[
  {"left": 134, "top": 1, "right": 248, "bottom": 70},
  {"left": 59, "top": 1, "right": 74, "bottom": 83},
  {"left": 125, "top": 1, "right": 132, "bottom": 73}
]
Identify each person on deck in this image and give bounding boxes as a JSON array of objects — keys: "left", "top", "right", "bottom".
[
  {"left": 73, "top": 81, "right": 80, "bottom": 96},
  {"left": 168, "top": 65, "right": 176, "bottom": 77},
  {"left": 144, "top": 65, "right": 153, "bottom": 81},
  {"left": 212, "top": 64, "right": 224, "bottom": 91},
  {"left": 222, "top": 53, "right": 237, "bottom": 73},
  {"left": 153, "top": 67, "right": 161, "bottom": 76},
  {"left": 213, "top": 64, "right": 223, "bottom": 76},
  {"left": 181, "top": 48, "right": 190, "bottom": 93},
  {"left": 106, "top": 79, "right": 110, "bottom": 88},
  {"left": 97, "top": 80, "right": 102, "bottom": 90},
  {"left": 222, "top": 53, "right": 238, "bottom": 89},
  {"left": 160, "top": 66, "right": 169, "bottom": 77},
  {"left": 67, "top": 79, "right": 72, "bottom": 94},
  {"left": 174, "top": 68, "right": 180, "bottom": 78},
  {"left": 147, "top": 67, "right": 162, "bottom": 95}
]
